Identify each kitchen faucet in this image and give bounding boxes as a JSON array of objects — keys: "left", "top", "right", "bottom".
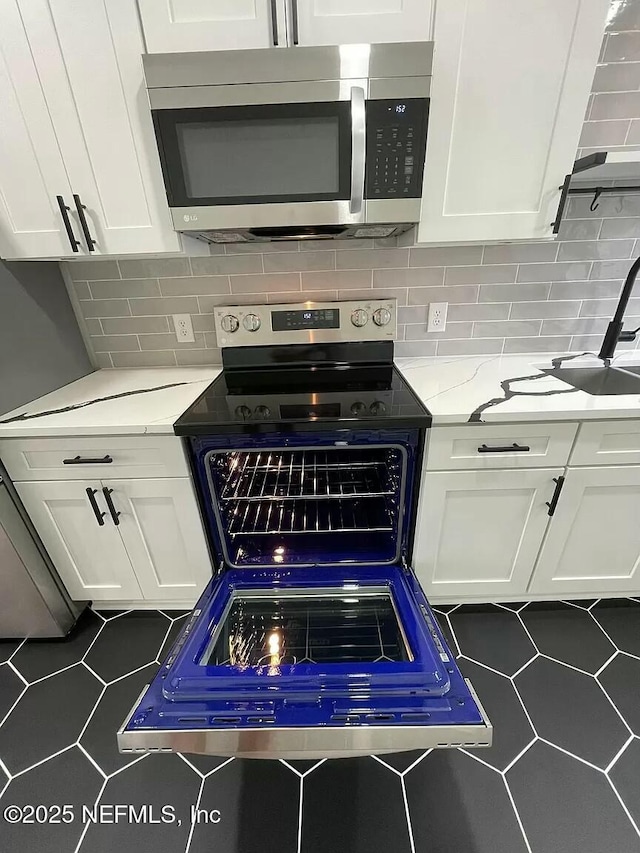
[{"left": 598, "top": 254, "right": 640, "bottom": 362}]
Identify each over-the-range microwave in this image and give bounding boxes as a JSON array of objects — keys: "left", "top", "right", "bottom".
[{"left": 143, "top": 43, "right": 431, "bottom": 244}]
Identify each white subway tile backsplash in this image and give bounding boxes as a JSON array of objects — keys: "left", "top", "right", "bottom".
[{"left": 69, "top": 21, "right": 640, "bottom": 368}]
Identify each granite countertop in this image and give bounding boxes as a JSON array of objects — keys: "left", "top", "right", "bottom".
[
  {"left": 396, "top": 351, "right": 640, "bottom": 425},
  {"left": 0, "top": 367, "right": 221, "bottom": 438}
]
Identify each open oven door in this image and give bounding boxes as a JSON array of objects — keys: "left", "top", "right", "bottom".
[{"left": 118, "top": 565, "right": 491, "bottom": 760}]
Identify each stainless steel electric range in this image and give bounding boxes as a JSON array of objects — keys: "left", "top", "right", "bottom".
[{"left": 118, "top": 300, "right": 492, "bottom": 760}]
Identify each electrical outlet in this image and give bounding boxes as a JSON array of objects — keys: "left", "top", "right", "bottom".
[
  {"left": 173, "top": 313, "right": 195, "bottom": 343},
  {"left": 427, "top": 302, "right": 448, "bottom": 333}
]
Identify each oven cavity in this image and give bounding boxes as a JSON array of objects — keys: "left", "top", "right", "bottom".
[{"left": 205, "top": 445, "right": 406, "bottom": 568}]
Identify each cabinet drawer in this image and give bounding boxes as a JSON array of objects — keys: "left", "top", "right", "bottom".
[
  {"left": 570, "top": 421, "right": 640, "bottom": 466},
  {"left": 0, "top": 435, "right": 188, "bottom": 481},
  {"left": 426, "top": 423, "right": 578, "bottom": 470}
]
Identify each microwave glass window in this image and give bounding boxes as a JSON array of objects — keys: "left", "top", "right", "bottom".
[
  {"left": 199, "top": 590, "right": 412, "bottom": 667},
  {"left": 177, "top": 117, "right": 340, "bottom": 200}
]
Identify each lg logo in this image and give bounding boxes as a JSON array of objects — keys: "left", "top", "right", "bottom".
[{"left": 183, "top": 214, "right": 198, "bottom": 222}]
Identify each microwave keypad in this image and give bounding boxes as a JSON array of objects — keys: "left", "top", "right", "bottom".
[{"left": 365, "top": 99, "right": 428, "bottom": 200}]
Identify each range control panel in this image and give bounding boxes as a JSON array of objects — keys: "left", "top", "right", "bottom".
[
  {"left": 214, "top": 299, "right": 397, "bottom": 348},
  {"left": 365, "top": 99, "right": 429, "bottom": 199}
]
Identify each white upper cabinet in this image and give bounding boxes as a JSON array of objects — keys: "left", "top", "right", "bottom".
[
  {"left": 418, "top": 0, "right": 609, "bottom": 244},
  {"left": 0, "top": 2, "right": 77, "bottom": 259},
  {"left": 138, "top": 0, "right": 431, "bottom": 52},
  {"left": 138, "top": 0, "right": 286, "bottom": 52},
  {"left": 16, "top": 0, "right": 181, "bottom": 257},
  {"left": 293, "top": 0, "right": 433, "bottom": 46}
]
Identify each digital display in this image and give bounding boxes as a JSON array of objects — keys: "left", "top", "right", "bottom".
[
  {"left": 388, "top": 103, "right": 407, "bottom": 114},
  {"left": 272, "top": 308, "right": 340, "bottom": 331}
]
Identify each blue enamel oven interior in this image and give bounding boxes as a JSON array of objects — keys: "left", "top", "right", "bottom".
[
  {"left": 189, "top": 428, "right": 419, "bottom": 569},
  {"left": 123, "top": 426, "right": 485, "bottom": 738},
  {"left": 125, "top": 568, "right": 483, "bottom": 734}
]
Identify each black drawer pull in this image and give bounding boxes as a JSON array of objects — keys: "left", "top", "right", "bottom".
[
  {"left": 56, "top": 195, "right": 80, "bottom": 252},
  {"left": 73, "top": 193, "right": 96, "bottom": 251},
  {"left": 63, "top": 455, "right": 113, "bottom": 465},
  {"left": 477, "top": 443, "right": 531, "bottom": 453},
  {"left": 546, "top": 475, "right": 565, "bottom": 517},
  {"left": 102, "top": 487, "right": 121, "bottom": 526},
  {"left": 85, "top": 487, "right": 105, "bottom": 526}
]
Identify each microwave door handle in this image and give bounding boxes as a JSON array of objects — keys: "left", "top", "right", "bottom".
[{"left": 349, "top": 86, "right": 366, "bottom": 215}]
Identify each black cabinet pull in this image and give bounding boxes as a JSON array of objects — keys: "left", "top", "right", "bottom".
[
  {"left": 270, "top": 0, "right": 279, "bottom": 44},
  {"left": 102, "top": 487, "right": 121, "bottom": 526},
  {"left": 73, "top": 194, "right": 96, "bottom": 251},
  {"left": 477, "top": 443, "right": 531, "bottom": 453},
  {"left": 290, "top": 0, "right": 299, "bottom": 44},
  {"left": 63, "top": 455, "right": 113, "bottom": 465},
  {"left": 546, "top": 476, "right": 565, "bottom": 517},
  {"left": 56, "top": 195, "right": 80, "bottom": 253},
  {"left": 86, "top": 487, "right": 105, "bottom": 526}
]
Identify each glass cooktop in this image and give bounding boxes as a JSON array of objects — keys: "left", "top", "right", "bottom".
[
  {"left": 200, "top": 588, "right": 411, "bottom": 668},
  {"left": 174, "top": 363, "right": 431, "bottom": 434}
]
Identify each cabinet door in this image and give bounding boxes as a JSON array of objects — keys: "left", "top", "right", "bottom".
[
  {"left": 418, "top": 0, "right": 609, "bottom": 243},
  {"left": 138, "top": 0, "right": 282, "bottom": 52},
  {"left": 414, "top": 468, "right": 561, "bottom": 598},
  {"left": 0, "top": 1, "right": 76, "bottom": 259},
  {"left": 530, "top": 467, "right": 640, "bottom": 596},
  {"left": 18, "top": 0, "right": 181, "bottom": 255},
  {"left": 15, "top": 481, "right": 142, "bottom": 602},
  {"left": 294, "top": 0, "right": 433, "bottom": 46},
  {"left": 105, "top": 478, "right": 212, "bottom": 602}
]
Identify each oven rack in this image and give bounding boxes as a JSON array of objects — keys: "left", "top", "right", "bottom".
[
  {"left": 218, "top": 450, "right": 397, "bottom": 502},
  {"left": 227, "top": 495, "right": 394, "bottom": 536}
]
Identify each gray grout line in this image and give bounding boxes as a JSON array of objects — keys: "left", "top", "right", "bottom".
[
  {"left": 75, "top": 684, "right": 107, "bottom": 743},
  {"left": 0, "top": 755, "right": 12, "bottom": 782},
  {"left": 176, "top": 752, "right": 206, "bottom": 779},
  {"left": 537, "top": 738, "right": 605, "bottom": 774},
  {"left": 76, "top": 741, "right": 107, "bottom": 780},
  {"left": 502, "top": 737, "right": 538, "bottom": 775},
  {"left": 6, "top": 660, "right": 28, "bottom": 687},
  {"left": 594, "top": 649, "right": 619, "bottom": 677},
  {"left": 605, "top": 734, "right": 635, "bottom": 775},
  {"left": 11, "top": 743, "right": 77, "bottom": 780},
  {"left": 0, "top": 683, "right": 28, "bottom": 731},
  {"left": 82, "top": 660, "right": 107, "bottom": 687},
  {"left": 606, "top": 772, "right": 640, "bottom": 841}
]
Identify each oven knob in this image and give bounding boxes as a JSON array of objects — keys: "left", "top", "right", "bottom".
[
  {"left": 373, "top": 307, "right": 392, "bottom": 327},
  {"left": 220, "top": 314, "right": 239, "bottom": 333},
  {"left": 242, "top": 313, "right": 261, "bottom": 332},
  {"left": 254, "top": 405, "right": 271, "bottom": 419},
  {"left": 235, "top": 405, "right": 252, "bottom": 419},
  {"left": 351, "top": 308, "right": 368, "bottom": 328},
  {"left": 370, "top": 400, "right": 387, "bottom": 415},
  {"left": 351, "top": 402, "right": 367, "bottom": 416}
]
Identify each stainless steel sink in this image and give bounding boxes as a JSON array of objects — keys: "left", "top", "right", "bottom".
[{"left": 541, "top": 365, "right": 640, "bottom": 395}]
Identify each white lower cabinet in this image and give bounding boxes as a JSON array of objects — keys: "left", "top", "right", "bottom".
[
  {"left": 16, "top": 477, "right": 212, "bottom": 603},
  {"left": 530, "top": 466, "right": 640, "bottom": 596},
  {"left": 109, "top": 478, "right": 212, "bottom": 601},
  {"left": 16, "top": 480, "right": 142, "bottom": 602},
  {"left": 415, "top": 468, "right": 562, "bottom": 598}
]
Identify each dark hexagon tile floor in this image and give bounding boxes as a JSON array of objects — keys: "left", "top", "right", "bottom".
[
  {"left": 609, "top": 738, "right": 640, "bottom": 828},
  {"left": 507, "top": 741, "right": 640, "bottom": 853},
  {"left": 592, "top": 599, "right": 640, "bottom": 656},
  {"left": 0, "top": 664, "right": 102, "bottom": 775},
  {"left": 515, "top": 656, "right": 629, "bottom": 768},
  {"left": 300, "top": 757, "right": 411, "bottom": 853},
  {"left": 450, "top": 604, "right": 537, "bottom": 675},
  {"left": 0, "top": 747, "right": 103, "bottom": 853},
  {"left": 84, "top": 611, "right": 170, "bottom": 683},
  {"left": 457, "top": 658, "right": 534, "bottom": 771},
  {"left": 406, "top": 749, "right": 528, "bottom": 853},
  {"left": 598, "top": 654, "right": 640, "bottom": 735},
  {"left": 12, "top": 609, "right": 103, "bottom": 683},
  {"left": 0, "top": 639, "right": 22, "bottom": 664},
  {"left": 1, "top": 603, "right": 640, "bottom": 853},
  {"left": 190, "top": 758, "right": 300, "bottom": 853},
  {"left": 520, "top": 601, "right": 615, "bottom": 673},
  {"left": 80, "top": 664, "right": 158, "bottom": 776}
]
